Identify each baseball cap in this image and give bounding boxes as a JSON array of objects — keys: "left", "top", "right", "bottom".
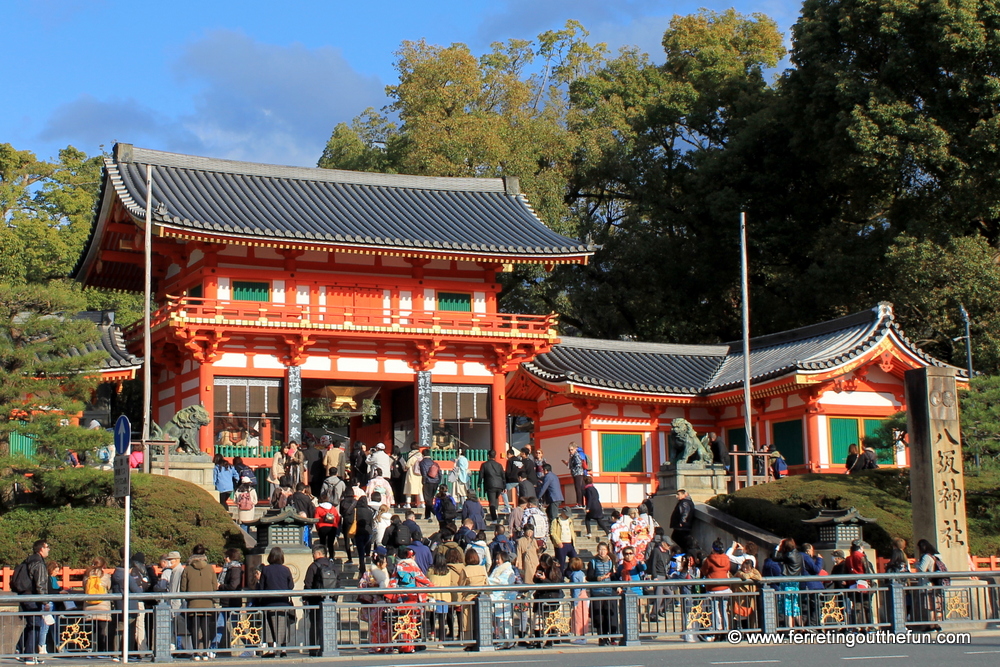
[{"left": 376, "top": 442, "right": 386, "bottom": 450}]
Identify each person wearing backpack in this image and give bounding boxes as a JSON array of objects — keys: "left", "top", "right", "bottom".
[
  {"left": 916, "top": 538, "right": 947, "bottom": 630},
  {"left": 419, "top": 451, "right": 443, "bottom": 519},
  {"left": 234, "top": 477, "right": 258, "bottom": 530},
  {"left": 82, "top": 556, "right": 112, "bottom": 655},
  {"left": 303, "top": 545, "right": 338, "bottom": 656},
  {"left": 563, "top": 443, "right": 587, "bottom": 507},
  {"left": 14, "top": 539, "right": 49, "bottom": 664},
  {"left": 433, "top": 485, "right": 458, "bottom": 526},
  {"left": 480, "top": 449, "right": 507, "bottom": 521}
]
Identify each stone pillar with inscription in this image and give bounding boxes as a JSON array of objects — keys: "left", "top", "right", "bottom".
[
  {"left": 287, "top": 365, "right": 302, "bottom": 444},
  {"left": 416, "top": 370, "right": 432, "bottom": 451},
  {"left": 905, "top": 367, "right": 969, "bottom": 572}
]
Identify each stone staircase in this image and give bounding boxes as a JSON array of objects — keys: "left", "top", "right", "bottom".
[{"left": 237, "top": 505, "right": 619, "bottom": 587}]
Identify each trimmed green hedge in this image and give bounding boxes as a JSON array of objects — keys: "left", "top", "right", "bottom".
[
  {"left": 709, "top": 469, "right": 1000, "bottom": 558},
  {"left": 0, "top": 470, "right": 244, "bottom": 568}
]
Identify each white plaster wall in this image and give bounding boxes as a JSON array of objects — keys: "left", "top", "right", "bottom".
[
  {"left": 431, "top": 361, "right": 459, "bottom": 376},
  {"left": 187, "top": 249, "right": 204, "bottom": 266},
  {"left": 819, "top": 390, "right": 899, "bottom": 408},
  {"left": 158, "top": 405, "right": 175, "bottom": 425},
  {"left": 339, "top": 358, "right": 379, "bottom": 373},
  {"left": 296, "top": 284, "right": 310, "bottom": 305},
  {"left": 461, "top": 362, "right": 492, "bottom": 376},
  {"left": 594, "top": 483, "right": 618, "bottom": 504},
  {"left": 541, "top": 403, "right": 580, "bottom": 423},
  {"left": 787, "top": 393, "right": 804, "bottom": 408},
  {"left": 255, "top": 247, "right": 281, "bottom": 260},
  {"left": 590, "top": 431, "right": 600, "bottom": 474},
  {"left": 592, "top": 402, "right": 620, "bottom": 417},
  {"left": 626, "top": 483, "right": 651, "bottom": 505},
  {"left": 722, "top": 405, "right": 738, "bottom": 420},
  {"left": 158, "top": 386, "right": 175, "bottom": 400},
  {"left": 384, "top": 359, "right": 414, "bottom": 375},
  {"left": 181, "top": 378, "right": 199, "bottom": 394},
  {"left": 423, "top": 289, "right": 436, "bottom": 311},
  {"left": 301, "top": 356, "right": 332, "bottom": 371},
  {"left": 217, "top": 277, "right": 231, "bottom": 300},
  {"left": 166, "top": 263, "right": 179, "bottom": 278},
  {"left": 688, "top": 407, "right": 713, "bottom": 420},
  {"left": 253, "top": 355, "right": 286, "bottom": 369},
  {"left": 473, "top": 292, "right": 486, "bottom": 313},
  {"left": 622, "top": 405, "right": 648, "bottom": 419},
  {"left": 219, "top": 245, "right": 247, "bottom": 257},
  {"left": 382, "top": 255, "right": 410, "bottom": 267},
  {"left": 817, "top": 415, "right": 829, "bottom": 466},
  {"left": 215, "top": 353, "right": 248, "bottom": 368},
  {"left": 272, "top": 280, "right": 285, "bottom": 304}
]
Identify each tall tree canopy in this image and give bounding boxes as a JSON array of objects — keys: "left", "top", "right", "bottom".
[{"left": 320, "top": 3, "right": 1000, "bottom": 374}]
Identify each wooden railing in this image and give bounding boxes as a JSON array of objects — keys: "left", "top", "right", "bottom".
[{"left": 136, "top": 296, "right": 558, "bottom": 339}]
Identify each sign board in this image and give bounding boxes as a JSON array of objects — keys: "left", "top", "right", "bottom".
[
  {"left": 113, "top": 454, "right": 131, "bottom": 498},
  {"left": 114, "top": 415, "right": 131, "bottom": 456}
]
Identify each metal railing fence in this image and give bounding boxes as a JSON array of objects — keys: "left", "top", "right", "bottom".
[{"left": 0, "top": 571, "right": 996, "bottom": 662}]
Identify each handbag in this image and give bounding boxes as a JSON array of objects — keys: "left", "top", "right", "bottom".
[{"left": 732, "top": 601, "right": 753, "bottom": 618}]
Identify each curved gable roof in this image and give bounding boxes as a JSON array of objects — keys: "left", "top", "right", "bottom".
[
  {"left": 522, "top": 303, "right": 965, "bottom": 397},
  {"left": 87, "top": 143, "right": 594, "bottom": 262}
]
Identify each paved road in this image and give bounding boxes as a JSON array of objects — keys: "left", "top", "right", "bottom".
[
  {"left": 23, "top": 633, "right": 1000, "bottom": 666},
  {"left": 264, "top": 634, "right": 1000, "bottom": 667}
]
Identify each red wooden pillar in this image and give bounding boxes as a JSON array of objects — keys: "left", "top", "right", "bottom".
[
  {"left": 492, "top": 372, "right": 506, "bottom": 455},
  {"left": 379, "top": 388, "right": 394, "bottom": 452},
  {"left": 199, "top": 362, "right": 215, "bottom": 454}
]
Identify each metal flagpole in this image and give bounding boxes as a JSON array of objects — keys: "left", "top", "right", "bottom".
[{"left": 740, "top": 212, "right": 754, "bottom": 488}]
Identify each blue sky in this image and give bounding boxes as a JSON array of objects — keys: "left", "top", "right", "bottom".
[{"left": 7, "top": 0, "right": 802, "bottom": 167}]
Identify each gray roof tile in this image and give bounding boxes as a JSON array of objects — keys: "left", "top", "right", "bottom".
[
  {"left": 103, "top": 144, "right": 595, "bottom": 258},
  {"left": 523, "top": 303, "right": 964, "bottom": 397}
]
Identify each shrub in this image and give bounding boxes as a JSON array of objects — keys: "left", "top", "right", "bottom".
[
  {"left": 0, "top": 471, "right": 245, "bottom": 568},
  {"left": 709, "top": 473, "right": 939, "bottom": 558}
]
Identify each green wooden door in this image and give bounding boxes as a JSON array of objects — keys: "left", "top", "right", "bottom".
[
  {"left": 437, "top": 292, "right": 472, "bottom": 312},
  {"left": 772, "top": 419, "right": 805, "bottom": 466},
  {"left": 9, "top": 430, "right": 36, "bottom": 459},
  {"left": 600, "top": 433, "right": 644, "bottom": 473},
  {"left": 233, "top": 281, "right": 270, "bottom": 302},
  {"left": 829, "top": 418, "right": 860, "bottom": 466},
  {"left": 727, "top": 427, "right": 747, "bottom": 451},
  {"left": 864, "top": 418, "right": 894, "bottom": 464}
]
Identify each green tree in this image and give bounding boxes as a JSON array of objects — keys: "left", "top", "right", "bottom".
[
  {"left": 0, "top": 280, "right": 110, "bottom": 500},
  {"left": 562, "top": 9, "right": 784, "bottom": 340},
  {"left": 0, "top": 144, "right": 102, "bottom": 284},
  {"left": 961, "top": 374, "right": 1000, "bottom": 461},
  {"left": 885, "top": 234, "right": 1000, "bottom": 372},
  {"left": 318, "top": 22, "right": 607, "bottom": 318}
]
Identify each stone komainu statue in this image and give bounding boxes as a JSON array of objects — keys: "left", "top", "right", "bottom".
[
  {"left": 151, "top": 405, "right": 211, "bottom": 454},
  {"left": 668, "top": 417, "right": 714, "bottom": 466}
]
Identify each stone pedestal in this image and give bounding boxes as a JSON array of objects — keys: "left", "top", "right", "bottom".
[
  {"left": 653, "top": 463, "right": 729, "bottom": 521},
  {"left": 906, "top": 367, "right": 970, "bottom": 573},
  {"left": 148, "top": 454, "right": 216, "bottom": 498}
]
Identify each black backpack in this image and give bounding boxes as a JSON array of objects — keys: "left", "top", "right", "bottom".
[
  {"left": 395, "top": 522, "right": 412, "bottom": 546},
  {"left": 440, "top": 495, "right": 458, "bottom": 521},
  {"left": 390, "top": 456, "right": 405, "bottom": 480},
  {"left": 316, "top": 560, "right": 338, "bottom": 591},
  {"left": 11, "top": 561, "right": 33, "bottom": 594}
]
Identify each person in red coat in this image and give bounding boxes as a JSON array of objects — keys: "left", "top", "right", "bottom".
[{"left": 702, "top": 539, "right": 734, "bottom": 637}]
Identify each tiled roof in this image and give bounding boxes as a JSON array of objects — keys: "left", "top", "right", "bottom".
[
  {"left": 525, "top": 337, "right": 728, "bottom": 395},
  {"left": 96, "top": 143, "right": 595, "bottom": 259},
  {"left": 72, "top": 311, "right": 142, "bottom": 372},
  {"left": 522, "top": 303, "right": 965, "bottom": 397}
]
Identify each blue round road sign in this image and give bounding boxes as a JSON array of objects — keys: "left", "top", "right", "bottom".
[{"left": 114, "top": 415, "right": 131, "bottom": 455}]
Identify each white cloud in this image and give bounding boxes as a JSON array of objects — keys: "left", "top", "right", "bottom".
[
  {"left": 39, "top": 30, "right": 388, "bottom": 167},
  {"left": 173, "top": 29, "right": 388, "bottom": 166}
]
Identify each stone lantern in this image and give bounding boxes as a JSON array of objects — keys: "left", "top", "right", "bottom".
[{"left": 802, "top": 507, "right": 876, "bottom": 562}]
